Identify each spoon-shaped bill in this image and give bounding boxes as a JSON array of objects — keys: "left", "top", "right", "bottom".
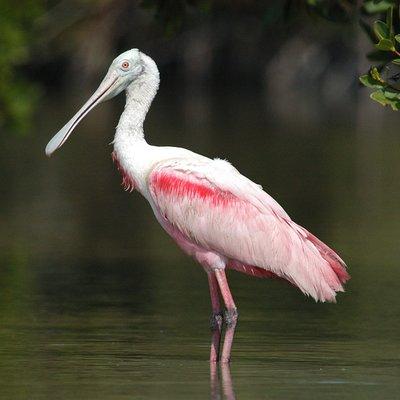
[{"left": 45, "top": 73, "right": 118, "bottom": 157}]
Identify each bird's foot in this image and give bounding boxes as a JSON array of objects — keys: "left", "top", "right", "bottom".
[{"left": 224, "top": 308, "right": 238, "bottom": 328}]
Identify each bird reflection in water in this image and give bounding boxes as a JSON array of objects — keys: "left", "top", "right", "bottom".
[{"left": 210, "top": 363, "right": 236, "bottom": 400}]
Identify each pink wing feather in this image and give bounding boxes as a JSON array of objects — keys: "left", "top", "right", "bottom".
[{"left": 149, "top": 158, "right": 349, "bottom": 302}]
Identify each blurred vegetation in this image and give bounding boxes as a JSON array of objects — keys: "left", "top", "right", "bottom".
[
  {"left": 0, "top": 1, "right": 43, "bottom": 133},
  {"left": 1, "top": 0, "right": 400, "bottom": 134},
  {"left": 304, "top": 1, "right": 400, "bottom": 109},
  {"left": 358, "top": 3, "right": 400, "bottom": 109}
]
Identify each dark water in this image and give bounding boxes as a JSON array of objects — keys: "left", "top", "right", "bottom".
[
  {"left": 0, "top": 259, "right": 399, "bottom": 399},
  {"left": 1, "top": 86, "right": 400, "bottom": 398}
]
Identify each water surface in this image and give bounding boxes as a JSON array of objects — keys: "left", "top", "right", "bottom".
[{"left": 1, "top": 88, "right": 399, "bottom": 399}]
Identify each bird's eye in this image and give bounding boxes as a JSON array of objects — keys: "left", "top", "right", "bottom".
[{"left": 121, "top": 61, "right": 130, "bottom": 70}]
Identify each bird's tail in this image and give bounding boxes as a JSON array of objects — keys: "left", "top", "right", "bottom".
[
  {"left": 293, "top": 223, "right": 350, "bottom": 302},
  {"left": 305, "top": 230, "right": 349, "bottom": 284}
]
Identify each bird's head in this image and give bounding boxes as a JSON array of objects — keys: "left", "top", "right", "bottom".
[{"left": 45, "top": 49, "right": 151, "bottom": 157}]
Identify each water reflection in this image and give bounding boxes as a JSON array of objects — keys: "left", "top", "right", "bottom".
[{"left": 210, "top": 363, "right": 236, "bottom": 400}]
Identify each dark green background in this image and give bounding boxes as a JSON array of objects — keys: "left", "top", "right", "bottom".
[{"left": 1, "top": 1, "right": 399, "bottom": 399}]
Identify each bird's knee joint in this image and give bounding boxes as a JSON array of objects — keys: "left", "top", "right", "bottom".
[
  {"left": 210, "top": 312, "right": 223, "bottom": 331},
  {"left": 224, "top": 308, "right": 238, "bottom": 328}
]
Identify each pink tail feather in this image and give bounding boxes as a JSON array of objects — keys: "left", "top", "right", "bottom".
[
  {"left": 228, "top": 226, "right": 350, "bottom": 303},
  {"left": 304, "top": 230, "right": 350, "bottom": 285}
]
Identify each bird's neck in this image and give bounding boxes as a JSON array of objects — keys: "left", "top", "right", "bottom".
[
  {"left": 114, "top": 64, "right": 160, "bottom": 148},
  {"left": 112, "top": 57, "right": 160, "bottom": 193}
]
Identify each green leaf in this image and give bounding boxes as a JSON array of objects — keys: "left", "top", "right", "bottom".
[
  {"left": 364, "top": 0, "right": 394, "bottom": 14},
  {"left": 371, "top": 67, "right": 385, "bottom": 82},
  {"left": 373, "top": 20, "right": 390, "bottom": 40},
  {"left": 383, "top": 88, "right": 400, "bottom": 99},
  {"left": 395, "top": 34, "right": 400, "bottom": 43},
  {"left": 390, "top": 101, "right": 400, "bottom": 110},
  {"left": 375, "top": 38, "right": 395, "bottom": 51},
  {"left": 386, "top": 6, "right": 393, "bottom": 35},
  {"left": 367, "top": 50, "right": 394, "bottom": 62},
  {"left": 370, "top": 90, "right": 388, "bottom": 105},
  {"left": 392, "top": 59, "right": 400, "bottom": 65},
  {"left": 359, "top": 74, "right": 385, "bottom": 88}
]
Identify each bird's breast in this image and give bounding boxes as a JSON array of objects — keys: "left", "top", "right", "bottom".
[{"left": 111, "top": 151, "right": 138, "bottom": 193}]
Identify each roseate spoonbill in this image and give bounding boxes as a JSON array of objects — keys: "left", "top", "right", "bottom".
[{"left": 45, "top": 49, "right": 350, "bottom": 363}]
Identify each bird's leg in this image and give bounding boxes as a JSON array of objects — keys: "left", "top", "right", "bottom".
[
  {"left": 208, "top": 272, "right": 223, "bottom": 363},
  {"left": 215, "top": 269, "right": 238, "bottom": 364}
]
